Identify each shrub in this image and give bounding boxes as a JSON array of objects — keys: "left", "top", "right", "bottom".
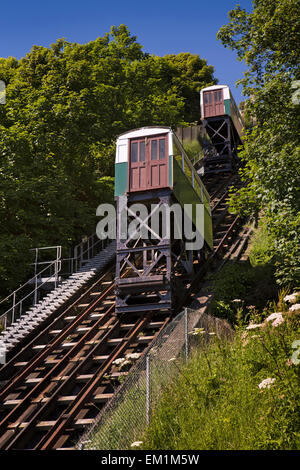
[{"left": 141, "top": 311, "right": 300, "bottom": 450}]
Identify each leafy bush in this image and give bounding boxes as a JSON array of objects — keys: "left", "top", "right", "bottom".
[
  {"left": 248, "top": 222, "right": 275, "bottom": 267},
  {"left": 141, "top": 311, "right": 300, "bottom": 450},
  {"left": 182, "top": 140, "right": 203, "bottom": 162},
  {"left": 209, "top": 261, "right": 276, "bottom": 324},
  {"left": 217, "top": 1, "right": 300, "bottom": 288}
]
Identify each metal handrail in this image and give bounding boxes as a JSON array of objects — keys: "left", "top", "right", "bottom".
[
  {"left": 0, "top": 258, "right": 60, "bottom": 308},
  {"left": 172, "top": 132, "right": 211, "bottom": 205},
  {"left": 0, "top": 230, "right": 114, "bottom": 334},
  {"left": 0, "top": 259, "right": 61, "bottom": 333}
]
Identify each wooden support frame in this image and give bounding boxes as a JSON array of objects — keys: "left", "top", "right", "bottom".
[
  {"left": 202, "top": 116, "right": 241, "bottom": 173},
  {"left": 115, "top": 189, "right": 206, "bottom": 315}
]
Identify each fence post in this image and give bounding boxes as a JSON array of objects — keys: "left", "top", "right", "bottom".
[
  {"left": 146, "top": 354, "right": 150, "bottom": 426},
  {"left": 185, "top": 307, "right": 189, "bottom": 364}
]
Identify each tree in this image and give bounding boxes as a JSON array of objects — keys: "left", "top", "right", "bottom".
[
  {"left": 218, "top": 0, "right": 300, "bottom": 286},
  {"left": 0, "top": 25, "right": 216, "bottom": 296},
  {"left": 162, "top": 53, "right": 217, "bottom": 122}
]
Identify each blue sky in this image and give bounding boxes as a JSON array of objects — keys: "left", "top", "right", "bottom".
[{"left": 1, "top": 0, "right": 253, "bottom": 104}]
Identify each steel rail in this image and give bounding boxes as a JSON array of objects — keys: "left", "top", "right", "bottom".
[
  {"left": 212, "top": 215, "right": 240, "bottom": 257},
  {"left": 0, "top": 240, "right": 146, "bottom": 447},
  {"left": 0, "top": 237, "right": 143, "bottom": 398},
  {"left": 38, "top": 312, "right": 154, "bottom": 450},
  {"left": 4, "top": 306, "right": 120, "bottom": 450},
  {"left": 1, "top": 235, "right": 142, "bottom": 373},
  {"left": 0, "top": 173, "right": 246, "bottom": 450},
  {"left": 0, "top": 300, "right": 115, "bottom": 441},
  {"left": 0, "top": 266, "right": 115, "bottom": 379},
  {"left": 3, "top": 295, "right": 170, "bottom": 449},
  {"left": 208, "top": 173, "right": 237, "bottom": 201},
  {"left": 0, "top": 280, "right": 115, "bottom": 400}
]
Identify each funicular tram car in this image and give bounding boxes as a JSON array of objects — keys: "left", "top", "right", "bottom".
[
  {"left": 200, "top": 85, "right": 244, "bottom": 173},
  {"left": 114, "top": 127, "right": 213, "bottom": 315}
]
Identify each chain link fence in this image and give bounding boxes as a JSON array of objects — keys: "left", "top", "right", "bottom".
[{"left": 77, "top": 307, "right": 233, "bottom": 450}]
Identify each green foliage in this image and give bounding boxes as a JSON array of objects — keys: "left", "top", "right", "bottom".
[
  {"left": 0, "top": 25, "right": 216, "bottom": 297},
  {"left": 248, "top": 221, "right": 275, "bottom": 267},
  {"left": 217, "top": 1, "right": 300, "bottom": 287},
  {"left": 182, "top": 139, "right": 203, "bottom": 162},
  {"left": 209, "top": 261, "right": 276, "bottom": 324},
  {"left": 162, "top": 53, "right": 216, "bottom": 122},
  {"left": 142, "top": 313, "right": 300, "bottom": 450}
]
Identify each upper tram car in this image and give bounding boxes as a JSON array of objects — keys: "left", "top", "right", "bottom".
[
  {"left": 114, "top": 126, "right": 213, "bottom": 315},
  {"left": 200, "top": 85, "right": 244, "bottom": 173}
]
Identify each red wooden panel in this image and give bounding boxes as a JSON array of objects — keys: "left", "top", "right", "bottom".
[
  {"left": 129, "top": 139, "right": 147, "bottom": 191},
  {"left": 203, "top": 89, "right": 224, "bottom": 117},
  {"left": 129, "top": 134, "right": 168, "bottom": 192}
]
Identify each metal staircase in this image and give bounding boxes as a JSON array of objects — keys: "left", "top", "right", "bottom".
[{"left": 0, "top": 239, "right": 116, "bottom": 355}]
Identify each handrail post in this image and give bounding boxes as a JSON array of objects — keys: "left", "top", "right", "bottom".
[
  {"left": 34, "top": 275, "right": 38, "bottom": 306},
  {"left": 12, "top": 292, "right": 16, "bottom": 324},
  {"left": 80, "top": 243, "right": 83, "bottom": 269},
  {"left": 74, "top": 246, "right": 78, "bottom": 272},
  {"left": 54, "top": 261, "right": 57, "bottom": 289},
  {"left": 34, "top": 248, "right": 38, "bottom": 277}
]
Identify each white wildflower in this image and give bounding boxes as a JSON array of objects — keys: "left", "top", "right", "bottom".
[
  {"left": 265, "top": 312, "right": 284, "bottom": 327},
  {"left": 131, "top": 441, "right": 143, "bottom": 448},
  {"left": 126, "top": 353, "right": 140, "bottom": 360},
  {"left": 232, "top": 299, "right": 242, "bottom": 303},
  {"left": 258, "top": 378, "right": 276, "bottom": 389},
  {"left": 289, "top": 304, "right": 300, "bottom": 312},
  {"left": 119, "top": 359, "right": 131, "bottom": 370},
  {"left": 189, "top": 327, "right": 206, "bottom": 336},
  {"left": 209, "top": 332, "right": 216, "bottom": 336},
  {"left": 266, "top": 312, "right": 282, "bottom": 322},
  {"left": 168, "top": 357, "right": 176, "bottom": 362},
  {"left": 112, "top": 358, "right": 125, "bottom": 366},
  {"left": 272, "top": 316, "right": 285, "bottom": 327},
  {"left": 284, "top": 293, "right": 299, "bottom": 304},
  {"left": 246, "top": 323, "right": 263, "bottom": 330}
]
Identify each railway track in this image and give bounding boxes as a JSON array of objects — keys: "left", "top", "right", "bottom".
[{"left": 0, "top": 171, "right": 246, "bottom": 450}]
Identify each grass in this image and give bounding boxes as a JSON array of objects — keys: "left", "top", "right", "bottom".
[
  {"left": 248, "top": 222, "right": 275, "bottom": 267},
  {"left": 140, "top": 222, "right": 300, "bottom": 450},
  {"left": 83, "top": 348, "right": 185, "bottom": 450},
  {"left": 141, "top": 306, "right": 300, "bottom": 450},
  {"left": 84, "top": 222, "right": 299, "bottom": 450},
  {"left": 84, "top": 378, "right": 148, "bottom": 450},
  {"left": 182, "top": 140, "right": 203, "bottom": 164},
  {"left": 208, "top": 222, "right": 278, "bottom": 324},
  {"left": 208, "top": 262, "right": 277, "bottom": 324}
]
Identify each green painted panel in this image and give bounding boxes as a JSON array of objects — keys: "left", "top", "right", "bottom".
[
  {"left": 172, "top": 158, "right": 213, "bottom": 250},
  {"left": 114, "top": 162, "right": 128, "bottom": 196},
  {"left": 224, "top": 99, "right": 231, "bottom": 116},
  {"left": 169, "top": 155, "right": 173, "bottom": 187}
]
